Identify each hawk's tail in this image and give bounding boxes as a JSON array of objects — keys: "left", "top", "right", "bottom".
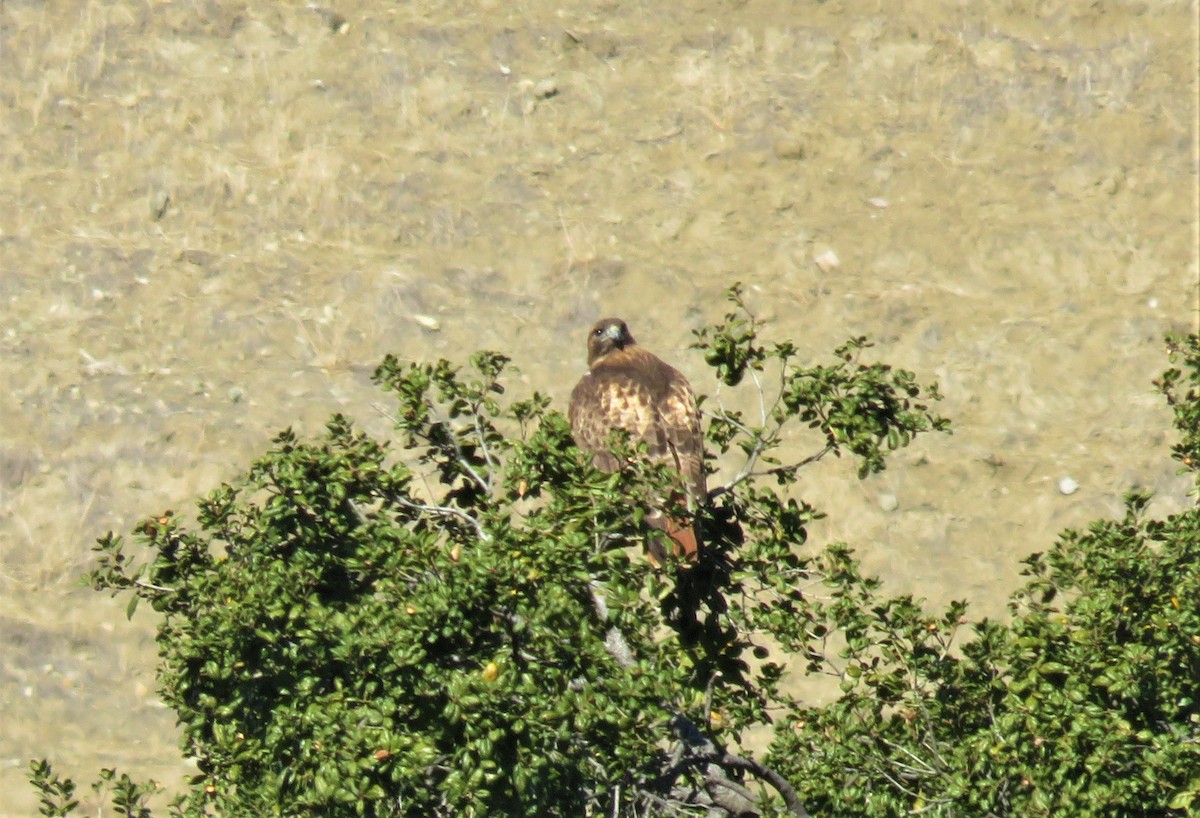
[{"left": 646, "top": 492, "right": 701, "bottom": 568}]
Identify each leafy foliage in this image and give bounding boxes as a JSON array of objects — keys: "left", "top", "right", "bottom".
[
  {"left": 765, "top": 332, "right": 1200, "bottom": 816},
  {"left": 29, "top": 760, "right": 78, "bottom": 817},
  {"left": 31, "top": 288, "right": 1200, "bottom": 817},
  {"left": 769, "top": 490, "right": 1200, "bottom": 816},
  {"left": 29, "top": 762, "right": 154, "bottom": 818},
  {"left": 1156, "top": 333, "right": 1200, "bottom": 488},
  {"left": 693, "top": 283, "right": 950, "bottom": 481}
]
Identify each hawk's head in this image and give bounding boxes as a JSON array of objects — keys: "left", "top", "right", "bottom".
[{"left": 586, "top": 317, "right": 636, "bottom": 365}]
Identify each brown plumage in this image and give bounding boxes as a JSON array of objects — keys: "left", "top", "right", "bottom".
[{"left": 568, "top": 318, "right": 706, "bottom": 565}]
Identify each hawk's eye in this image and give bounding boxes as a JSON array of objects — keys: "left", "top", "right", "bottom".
[{"left": 593, "top": 328, "right": 604, "bottom": 337}]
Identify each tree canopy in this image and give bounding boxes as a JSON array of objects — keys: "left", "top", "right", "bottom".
[{"left": 33, "top": 288, "right": 1200, "bottom": 817}]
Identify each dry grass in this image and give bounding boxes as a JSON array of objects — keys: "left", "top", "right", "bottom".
[{"left": 0, "top": 0, "right": 1196, "bottom": 812}]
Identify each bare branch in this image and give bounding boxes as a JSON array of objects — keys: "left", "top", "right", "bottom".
[
  {"left": 374, "top": 400, "right": 493, "bottom": 496},
  {"left": 750, "top": 365, "right": 769, "bottom": 428},
  {"left": 346, "top": 499, "right": 371, "bottom": 527},
  {"left": 708, "top": 439, "right": 835, "bottom": 502},
  {"left": 471, "top": 406, "right": 500, "bottom": 488},
  {"left": 589, "top": 581, "right": 637, "bottom": 670},
  {"left": 133, "top": 577, "right": 175, "bottom": 593},
  {"left": 667, "top": 716, "right": 811, "bottom": 817},
  {"left": 433, "top": 411, "right": 492, "bottom": 496},
  {"left": 706, "top": 751, "right": 810, "bottom": 817},
  {"left": 876, "top": 736, "right": 940, "bottom": 776},
  {"left": 389, "top": 493, "right": 492, "bottom": 544}
]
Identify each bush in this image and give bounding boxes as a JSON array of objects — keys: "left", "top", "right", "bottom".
[
  {"left": 767, "top": 334, "right": 1200, "bottom": 817},
  {"left": 32, "top": 290, "right": 1199, "bottom": 817}
]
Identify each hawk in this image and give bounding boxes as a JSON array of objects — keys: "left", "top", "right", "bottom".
[{"left": 568, "top": 318, "right": 706, "bottom": 565}]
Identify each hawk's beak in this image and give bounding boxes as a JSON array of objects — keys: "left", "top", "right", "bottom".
[{"left": 604, "top": 324, "right": 624, "bottom": 343}]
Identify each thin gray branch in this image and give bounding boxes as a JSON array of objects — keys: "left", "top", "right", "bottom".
[
  {"left": 133, "top": 577, "right": 175, "bottom": 593},
  {"left": 390, "top": 494, "right": 492, "bottom": 544},
  {"left": 374, "top": 400, "right": 493, "bottom": 496},
  {"left": 590, "top": 581, "right": 636, "bottom": 670},
  {"left": 708, "top": 439, "right": 834, "bottom": 502},
  {"left": 471, "top": 409, "right": 500, "bottom": 487}
]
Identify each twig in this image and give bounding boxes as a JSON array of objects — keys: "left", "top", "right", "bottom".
[
  {"left": 133, "top": 577, "right": 175, "bottom": 593},
  {"left": 390, "top": 494, "right": 492, "bottom": 544},
  {"left": 346, "top": 499, "right": 370, "bottom": 527},
  {"left": 876, "top": 736, "right": 939, "bottom": 776},
  {"left": 750, "top": 366, "right": 769, "bottom": 428},
  {"left": 708, "top": 439, "right": 835, "bottom": 501},
  {"left": 430, "top": 410, "right": 492, "bottom": 497},
  {"left": 377, "top": 399, "right": 493, "bottom": 497},
  {"left": 589, "top": 581, "right": 636, "bottom": 670},
  {"left": 471, "top": 409, "right": 499, "bottom": 488},
  {"left": 702, "top": 408, "right": 776, "bottom": 501}
]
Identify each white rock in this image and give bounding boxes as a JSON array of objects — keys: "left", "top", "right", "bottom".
[
  {"left": 1058, "top": 477, "right": 1079, "bottom": 495},
  {"left": 814, "top": 249, "right": 840, "bottom": 273}
]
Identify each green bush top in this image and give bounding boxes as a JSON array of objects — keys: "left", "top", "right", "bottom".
[{"left": 33, "top": 290, "right": 1200, "bottom": 817}]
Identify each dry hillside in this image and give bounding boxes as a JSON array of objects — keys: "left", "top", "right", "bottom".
[{"left": 1, "top": 1, "right": 1196, "bottom": 813}]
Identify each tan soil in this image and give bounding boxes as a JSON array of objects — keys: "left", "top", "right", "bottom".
[{"left": 1, "top": 0, "right": 1196, "bottom": 813}]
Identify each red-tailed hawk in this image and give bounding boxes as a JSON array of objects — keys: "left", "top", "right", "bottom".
[{"left": 569, "top": 318, "right": 706, "bottom": 565}]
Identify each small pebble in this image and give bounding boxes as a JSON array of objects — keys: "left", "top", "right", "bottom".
[
  {"left": 149, "top": 189, "right": 170, "bottom": 221},
  {"left": 814, "top": 249, "right": 840, "bottom": 273},
  {"left": 180, "top": 249, "right": 216, "bottom": 266},
  {"left": 1058, "top": 477, "right": 1079, "bottom": 496},
  {"left": 533, "top": 78, "right": 558, "bottom": 99},
  {"left": 412, "top": 313, "right": 441, "bottom": 331},
  {"left": 773, "top": 138, "right": 806, "bottom": 160},
  {"left": 878, "top": 492, "right": 899, "bottom": 512},
  {"left": 868, "top": 197, "right": 890, "bottom": 209}
]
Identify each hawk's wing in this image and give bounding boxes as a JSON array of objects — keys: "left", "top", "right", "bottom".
[{"left": 659, "top": 373, "right": 706, "bottom": 509}]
